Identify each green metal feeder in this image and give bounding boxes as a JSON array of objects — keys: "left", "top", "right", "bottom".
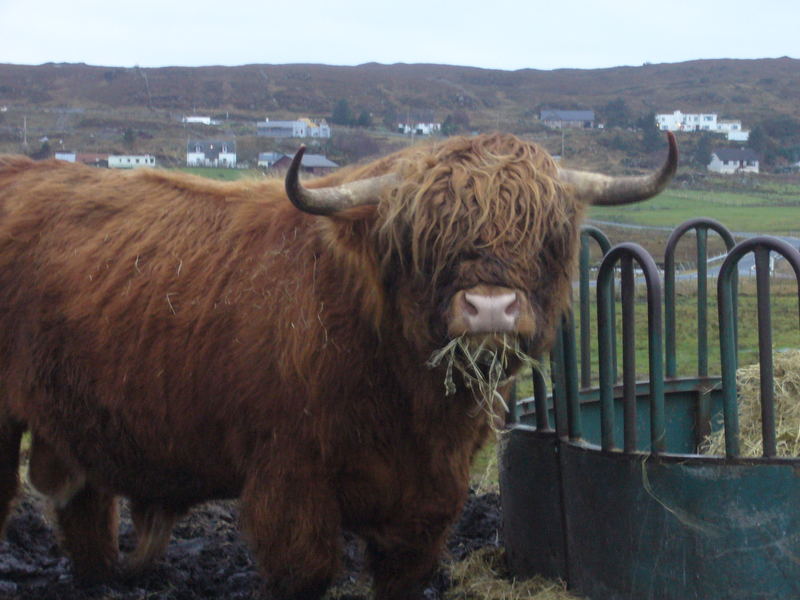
[{"left": 500, "top": 220, "right": 800, "bottom": 600}]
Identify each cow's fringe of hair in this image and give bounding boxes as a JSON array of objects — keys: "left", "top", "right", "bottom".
[
  {"left": 426, "top": 335, "right": 537, "bottom": 429},
  {"left": 375, "top": 133, "right": 575, "bottom": 288}
]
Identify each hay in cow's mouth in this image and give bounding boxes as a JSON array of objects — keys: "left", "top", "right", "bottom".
[{"left": 426, "top": 335, "right": 537, "bottom": 422}]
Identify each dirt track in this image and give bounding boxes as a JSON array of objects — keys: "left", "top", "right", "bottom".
[{"left": 0, "top": 487, "right": 500, "bottom": 599}]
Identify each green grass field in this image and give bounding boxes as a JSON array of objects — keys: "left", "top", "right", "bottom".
[
  {"left": 174, "top": 167, "right": 262, "bottom": 181},
  {"left": 589, "top": 184, "right": 800, "bottom": 234}
]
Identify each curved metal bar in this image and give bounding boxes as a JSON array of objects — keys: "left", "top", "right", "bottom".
[
  {"left": 664, "top": 218, "right": 736, "bottom": 378},
  {"left": 561, "top": 310, "right": 582, "bottom": 441},
  {"left": 531, "top": 355, "right": 551, "bottom": 432},
  {"left": 597, "top": 243, "right": 666, "bottom": 454},
  {"left": 717, "top": 236, "right": 800, "bottom": 458},
  {"left": 579, "top": 226, "right": 615, "bottom": 388},
  {"left": 550, "top": 328, "right": 569, "bottom": 440}
]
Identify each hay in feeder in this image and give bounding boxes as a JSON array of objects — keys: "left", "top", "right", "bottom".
[
  {"left": 702, "top": 349, "right": 800, "bottom": 457},
  {"left": 446, "top": 547, "right": 582, "bottom": 600},
  {"left": 427, "top": 335, "right": 537, "bottom": 428}
]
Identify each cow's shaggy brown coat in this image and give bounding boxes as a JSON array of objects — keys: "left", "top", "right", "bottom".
[{"left": 0, "top": 134, "right": 587, "bottom": 599}]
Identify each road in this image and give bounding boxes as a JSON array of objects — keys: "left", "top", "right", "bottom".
[{"left": 588, "top": 220, "right": 800, "bottom": 278}]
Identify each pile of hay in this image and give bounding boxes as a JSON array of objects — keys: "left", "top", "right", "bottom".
[
  {"left": 703, "top": 349, "right": 800, "bottom": 457},
  {"left": 446, "top": 547, "right": 581, "bottom": 600}
]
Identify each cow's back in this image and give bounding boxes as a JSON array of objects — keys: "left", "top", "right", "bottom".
[{"left": 0, "top": 157, "right": 337, "bottom": 502}]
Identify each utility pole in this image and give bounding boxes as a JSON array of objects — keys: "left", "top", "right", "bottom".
[{"left": 22, "top": 115, "right": 28, "bottom": 149}]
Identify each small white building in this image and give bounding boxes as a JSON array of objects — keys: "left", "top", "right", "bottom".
[
  {"left": 183, "top": 116, "right": 216, "bottom": 125},
  {"left": 657, "top": 110, "right": 717, "bottom": 132},
  {"left": 108, "top": 154, "right": 156, "bottom": 169},
  {"left": 187, "top": 141, "right": 237, "bottom": 167},
  {"left": 398, "top": 122, "right": 441, "bottom": 135},
  {"left": 55, "top": 151, "right": 77, "bottom": 162},
  {"left": 717, "top": 120, "right": 749, "bottom": 142},
  {"left": 656, "top": 110, "right": 749, "bottom": 141},
  {"left": 257, "top": 118, "right": 331, "bottom": 138},
  {"left": 708, "top": 148, "right": 759, "bottom": 174}
]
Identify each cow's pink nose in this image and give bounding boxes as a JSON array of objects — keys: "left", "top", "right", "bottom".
[{"left": 461, "top": 292, "right": 520, "bottom": 333}]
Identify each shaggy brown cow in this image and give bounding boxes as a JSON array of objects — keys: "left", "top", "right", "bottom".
[{"left": 0, "top": 132, "right": 676, "bottom": 599}]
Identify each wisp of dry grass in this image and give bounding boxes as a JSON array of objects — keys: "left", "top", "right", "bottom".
[
  {"left": 446, "top": 547, "right": 582, "bottom": 600},
  {"left": 427, "top": 335, "right": 537, "bottom": 429}
]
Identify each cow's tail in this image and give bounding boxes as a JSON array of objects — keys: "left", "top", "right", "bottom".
[{"left": 0, "top": 411, "right": 25, "bottom": 536}]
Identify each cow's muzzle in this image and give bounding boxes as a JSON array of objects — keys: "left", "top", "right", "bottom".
[{"left": 447, "top": 285, "right": 534, "bottom": 338}]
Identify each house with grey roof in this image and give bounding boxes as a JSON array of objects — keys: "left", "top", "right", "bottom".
[
  {"left": 271, "top": 153, "right": 339, "bottom": 175},
  {"left": 187, "top": 140, "right": 237, "bottom": 168},
  {"left": 540, "top": 109, "right": 595, "bottom": 129},
  {"left": 708, "top": 148, "right": 759, "bottom": 174},
  {"left": 257, "top": 118, "right": 331, "bottom": 139},
  {"left": 257, "top": 152, "right": 285, "bottom": 168}
]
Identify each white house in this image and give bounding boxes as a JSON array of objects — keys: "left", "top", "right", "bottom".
[
  {"left": 182, "top": 116, "right": 216, "bottom": 125},
  {"left": 108, "top": 154, "right": 156, "bottom": 169},
  {"left": 186, "top": 141, "right": 237, "bottom": 167},
  {"left": 257, "top": 118, "right": 331, "bottom": 138},
  {"left": 301, "top": 118, "right": 331, "bottom": 138},
  {"left": 708, "top": 148, "right": 759, "bottom": 174},
  {"left": 397, "top": 122, "right": 441, "bottom": 135},
  {"left": 657, "top": 110, "right": 717, "bottom": 132},
  {"left": 717, "top": 120, "right": 749, "bottom": 142},
  {"left": 55, "top": 151, "right": 77, "bottom": 162},
  {"left": 656, "top": 110, "right": 749, "bottom": 141}
]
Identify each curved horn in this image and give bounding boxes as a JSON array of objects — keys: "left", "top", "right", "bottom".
[
  {"left": 558, "top": 132, "right": 678, "bottom": 206},
  {"left": 285, "top": 146, "right": 397, "bottom": 216}
]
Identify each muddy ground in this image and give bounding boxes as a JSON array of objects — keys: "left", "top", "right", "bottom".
[{"left": 0, "top": 486, "right": 501, "bottom": 599}]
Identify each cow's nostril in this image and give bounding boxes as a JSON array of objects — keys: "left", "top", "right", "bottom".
[
  {"left": 462, "top": 294, "right": 479, "bottom": 316},
  {"left": 505, "top": 297, "right": 520, "bottom": 317}
]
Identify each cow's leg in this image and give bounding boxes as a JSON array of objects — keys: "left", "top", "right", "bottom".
[
  {"left": 28, "top": 434, "right": 86, "bottom": 504},
  {"left": 29, "top": 435, "right": 120, "bottom": 579},
  {"left": 240, "top": 471, "right": 341, "bottom": 600},
  {"left": 365, "top": 512, "right": 454, "bottom": 600},
  {"left": 31, "top": 439, "right": 122, "bottom": 584},
  {"left": 54, "top": 482, "right": 119, "bottom": 582},
  {"left": 125, "top": 500, "right": 183, "bottom": 574},
  {"left": 0, "top": 415, "right": 24, "bottom": 535}
]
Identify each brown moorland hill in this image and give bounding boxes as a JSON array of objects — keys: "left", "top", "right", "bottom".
[
  {"left": 1, "top": 58, "right": 798, "bottom": 120},
  {"left": 0, "top": 58, "right": 798, "bottom": 168}
]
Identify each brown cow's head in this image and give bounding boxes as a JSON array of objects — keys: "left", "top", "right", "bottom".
[{"left": 286, "top": 133, "right": 677, "bottom": 359}]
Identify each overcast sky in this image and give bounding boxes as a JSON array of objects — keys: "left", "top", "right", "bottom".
[{"left": 0, "top": 0, "right": 796, "bottom": 71}]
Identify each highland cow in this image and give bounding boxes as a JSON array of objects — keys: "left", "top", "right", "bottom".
[{"left": 0, "top": 132, "right": 676, "bottom": 599}]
